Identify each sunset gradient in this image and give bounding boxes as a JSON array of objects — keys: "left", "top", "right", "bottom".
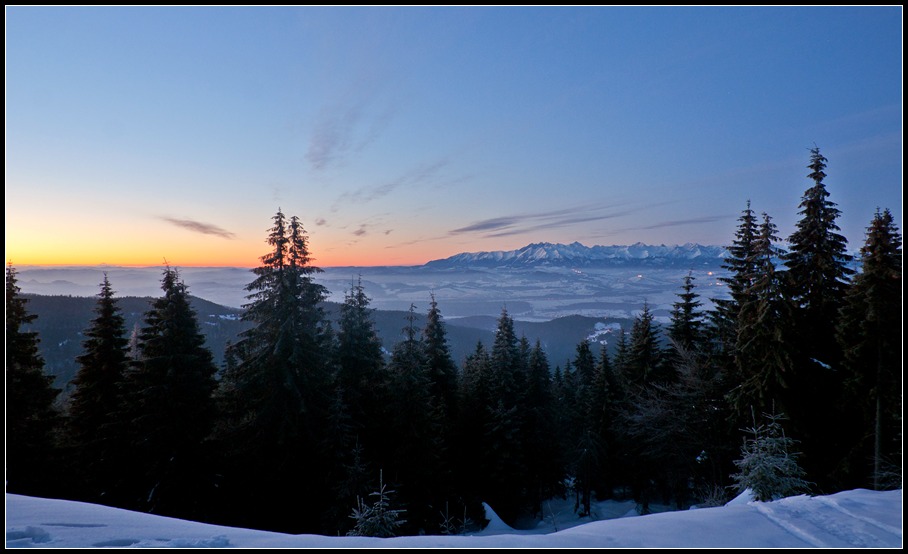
[{"left": 6, "top": 6, "right": 902, "bottom": 268}]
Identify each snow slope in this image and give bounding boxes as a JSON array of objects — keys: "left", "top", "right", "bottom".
[{"left": 6, "top": 489, "right": 901, "bottom": 548}]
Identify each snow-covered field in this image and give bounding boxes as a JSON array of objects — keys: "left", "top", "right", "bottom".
[{"left": 6, "top": 489, "right": 901, "bottom": 548}]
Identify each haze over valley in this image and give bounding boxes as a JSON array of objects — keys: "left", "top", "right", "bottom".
[{"left": 15, "top": 242, "right": 731, "bottom": 321}]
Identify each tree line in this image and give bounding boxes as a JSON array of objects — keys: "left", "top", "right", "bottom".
[{"left": 6, "top": 147, "right": 901, "bottom": 535}]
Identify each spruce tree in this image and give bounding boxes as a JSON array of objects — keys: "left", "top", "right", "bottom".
[
  {"left": 347, "top": 470, "right": 407, "bottom": 538},
  {"left": 386, "top": 304, "right": 442, "bottom": 533},
  {"left": 624, "top": 303, "right": 667, "bottom": 387},
  {"left": 421, "top": 294, "right": 460, "bottom": 516},
  {"left": 489, "top": 307, "right": 523, "bottom": 401},
  {"left": 120, "top": 266, "right": 218, "bottom": 517},
  {"left": 710, "top": 201, "right": 759, "bottom": 359},
  {"left": 785, "top": 147, "right": 854, "bottom": 365},
  {"left": 836, "top": 209, "right": 902, "bottom": 490},
  {"left": 213, "top": 210, "right": 331, "bottom": 532},
  {"left": 611, "top": 325, "right": 630, "bottom": 377},
  {"left": 336, "top": 276, "right": 386, "bottom": 415},
  {"left": 732, "top": 411, "right": 810, "bottom": 502},
  {"left": 521, "top": 340, "right": 560, "bottom": 517},
  {"left": 732, "top": 213, "right": 795, "bottom": 419},
  {"left": 335, "top": 275, "right": 389, "bottom": 474},
  {"left": 668, "top": 271, "right": 705, "bottom": 356},
  {"left": 6, "top": 263, "right": 62, "bottom": 497},
  {"left": 568, "top": 340, "right": 601, "bottom": 516},
  {"left": 481, "top": 308, "right": 529, "bottom": 523},
  {"left": 593, "top": 343, "right": 624, "bottom": 500},
  {"left": 784, "top": 147, "right": 854, "bottom": 489},
  {"left": 67, "top": 274, "right": 131, "bottom": 503},
  {"left": 454, "top": 341, "right": 493, "bottom": 526},
  {"left": 423, "top": 293, "right": 459, "bottom": 432}
]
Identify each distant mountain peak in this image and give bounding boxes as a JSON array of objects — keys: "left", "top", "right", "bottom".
[{"left": 424, "top": 242, "right": 727, "bottom": 269}]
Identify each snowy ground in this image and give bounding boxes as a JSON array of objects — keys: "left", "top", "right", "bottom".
[{"left": 6, "top": 489, "right": 901, "bottom": 548}]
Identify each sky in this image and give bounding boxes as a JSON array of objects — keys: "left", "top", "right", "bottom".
[
  {"left": 5, "top": 6, "right": 903, "bottom": 267},
  {"left": 6, "top": 488, "right": 903, "bottom": 548}
]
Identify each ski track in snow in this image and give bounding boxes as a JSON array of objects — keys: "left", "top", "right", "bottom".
[
  {"left": 755, "top": 496, "right": 900, "bottom": 548},
  {"left": 815, "top": 496, "right": 903, "bottom": 538},
  {"left": 754, "top": 500, "right": 830, "bottom": 547}
]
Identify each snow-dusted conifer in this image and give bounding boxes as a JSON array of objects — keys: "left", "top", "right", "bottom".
[
  {"left": 347, "top": 470, "right": 407, "bottom": 538},
  {"left": 731, "top": 410, "right": 810, "bottom": 502}
]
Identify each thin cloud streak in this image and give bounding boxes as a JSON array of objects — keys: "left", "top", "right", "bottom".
[
  {"left": 159, "top": 217, "right": 236, "bottom": 239},
  {"left": 604, "top": 215, "right": 734, "bottom": 236},
  {"left": 484, "top": 212, "right": 640, "bottom": 239},
  {"left": 451, "top": 216, "right": 521, "bottom": 234},
  {"left": 450, "top": 201, "right": 677, "bottom": 240},
  {"left": 330, "top": 158, "right": 449, "bottom": 212},
  {"left": 450, "top": 204, "right": 620, "bottom": 236}
]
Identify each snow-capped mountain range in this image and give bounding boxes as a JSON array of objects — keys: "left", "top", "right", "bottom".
[{"left": 424, "top": 242, "right": 728, "bottom": 269}]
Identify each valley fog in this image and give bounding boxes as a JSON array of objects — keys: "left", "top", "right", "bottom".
[{"left": 16, "top": 264, "right": 729, "bottom": 322}]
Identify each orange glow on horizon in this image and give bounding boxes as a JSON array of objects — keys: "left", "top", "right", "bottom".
[
  {"left": 6, "top": 217, "right": 462, "bottom": 268},
  {"left": 5, "top": 243, "right": 451, "bottom": 269}
]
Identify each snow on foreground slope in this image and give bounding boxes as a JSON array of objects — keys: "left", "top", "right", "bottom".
[{"left": 6, "top": 489, "right": 901, "bottom": 548}]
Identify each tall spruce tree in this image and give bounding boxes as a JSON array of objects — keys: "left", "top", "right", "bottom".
[
  {"left": 332, "top": 274, "right": 391, "bottom": 517},
  {"left": 785, "top": 147, "right": 854, "bottom": 365},
  {"left": 783, "top": 147, "right": 854, "bottom": 490},
  {"left": 836, "top": 209, "right": 902, "bottom": 490},
  {"left": 214, "top": 210, "right": 331, "bottom": 532},
  {"left": 710, "top": 201, "right": 759, "bottom": 359},
  {"left": 420, "top": 295, "right": 461, "bottom": 519},
  {"left": 67, "top": 275, "right": 131, "bottom": 503},
  {"left": 481, "top": 307, "right": 529, "bottom": 524},
  {"left": 6, "top": 263, "right": 62, "bottom": 497},
  {"left": 732, "top": 213, "right": 795, "bottom": 419},
  {"left": 119, "top": 266, "right": 218, "bottom": 517},
  {"left": 423, "top": 293, "right": 459, "bottom": 429},
  {"left": 386, "top": 305, "right": 442, "bottom": 533}
]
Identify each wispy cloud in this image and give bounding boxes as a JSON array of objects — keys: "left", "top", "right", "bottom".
[
  {"left": 307, "top": 102, "right": 365, "bottom": 171},
  {"left": 330, "top": 158, "right": 449, "bottom": 212},
  {"left": 450, "top": 202, "right": 662, "bottom": 239},
  {"left": 159, "top": 217, "right": 235, "bottom": 239},
  {"left": 485, "top": 212, "right": 638, "bottom": 238},
  {"left": 450, "top": 216, "right": 520, "bottom": 234},
  {"left": 622, "top": 215, "right": 737, "bottom": 231},
  {"left": 306, "top": 95, "right": 397, "bottom": 172},
  {"left": 604, "top": 215, "right": 733, "bottom": 236}
]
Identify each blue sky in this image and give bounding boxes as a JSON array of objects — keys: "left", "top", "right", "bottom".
[{"left": 5, "top": 6, "right": 902, "bottom": 267}]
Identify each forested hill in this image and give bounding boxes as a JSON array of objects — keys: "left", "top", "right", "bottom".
[
  {"left": 20, "top": 294, "right": 250, "bottom": 395},
  {"left": 22, "top": 293, "right": 631, "bottom": 395}
]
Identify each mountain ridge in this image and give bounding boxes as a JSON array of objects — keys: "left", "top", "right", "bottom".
[{"left": 424, "top": 241, "right": 728, "bottom": 269}]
